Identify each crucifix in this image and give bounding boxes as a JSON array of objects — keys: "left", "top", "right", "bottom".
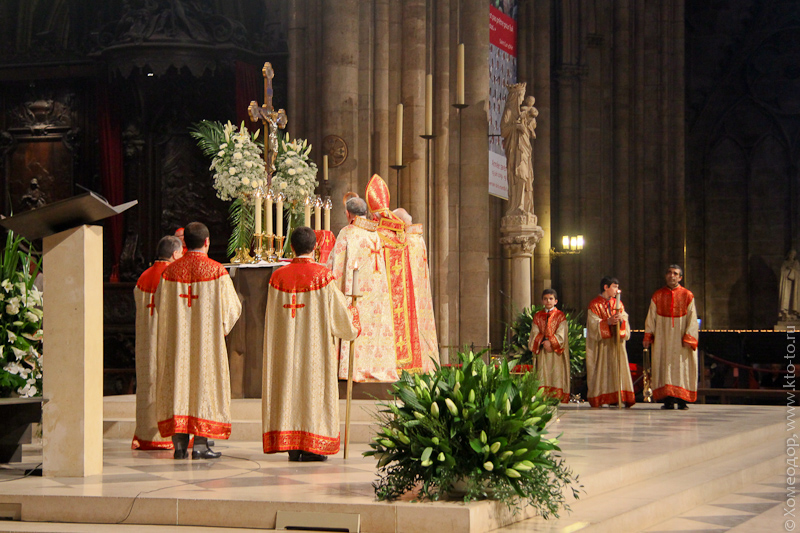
[{"left": 248, "top": 62, "right": 288, "bottom": 186}]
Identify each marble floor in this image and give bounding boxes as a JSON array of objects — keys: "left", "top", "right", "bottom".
[{"left": 0, "top": 403, "right": 786, "bottom": 532}]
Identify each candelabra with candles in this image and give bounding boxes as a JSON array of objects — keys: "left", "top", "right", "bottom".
[
  {"left": 252, "top": 185, "right": 266, "bottom": 262},
  {"left": 550, "top": 235, "right": 585, "bottom": 262}
]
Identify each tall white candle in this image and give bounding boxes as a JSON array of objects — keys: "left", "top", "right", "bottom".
[
  {"left": 254, "top": 194, "right": 262, "bottom": 235},
  {"left": 324, "top": 202, "right": 331, "bottom": 231},
  {"left": 396, "top": 103, "right": 403, "bottom": 165},
  {"left": 314, "top": 198, "right": 321, "bottom": 231},
  {"left": 457, "top": 43, "right": 465, "bottom": 105},
  {"left": 351, "top": 261, "right": 360, "bottom": 296},
  {"left": 304, "top": 196, "right": 312, "bottom": 227},
  {"left": 276, "top": 195, "right": 283, "bottom": 237},
  {"left": 266, "top": 192, "right": 273, "bottom": 236},
  {"left": 615, "top": 289, "right": 622, "bottom": 311},
  {"left": 323, "top": 155, "right": 329, "bottom": 181},
  {"left": 425, "top": 74, "right": 433, "bottom": 135}
]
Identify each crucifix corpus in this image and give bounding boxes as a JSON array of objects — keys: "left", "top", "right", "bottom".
[{"left": 248, "top": 62, "right": 288, "bottom": 186}]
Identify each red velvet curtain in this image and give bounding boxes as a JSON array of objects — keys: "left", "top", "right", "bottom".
[
  {"left": 97, "top": 81, "right": 125, "bottom": 278},
  {"left": 235, "top": 61, "right": 262, "bottom": 128}
]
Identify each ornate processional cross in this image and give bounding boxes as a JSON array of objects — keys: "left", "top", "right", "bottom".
[
  {"left": 283, "top": 293, "right": 305, "bottom": 318},
  {"left": 248, "top": 62, "right": 288, "bottom": 186},
  {"left": 180, "top": 285, "right": 199, "bottom": 308}
]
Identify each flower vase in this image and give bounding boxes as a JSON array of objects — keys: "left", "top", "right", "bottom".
[{"left": 283, "top": 211, "right": 305, "bottom": 258}]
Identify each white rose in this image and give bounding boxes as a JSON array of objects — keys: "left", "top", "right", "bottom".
[
  {"left": 220, "top": 143, "right": 227, "bottom": 149},
  {"left": 241, "top": 177, "right": 250, "bottom": 186},
  {"left": 233, "top": 152, "right": 243, "bottom": 160},
  {"left": 218, "top": 150, "right": 225, "bottom": 157},
  {"left": 288, "top": 169, "right": 296, "bottom": 176},
  {"left": 298, "top": 179, "right": 306, "bottom": 185},
  {"left": 280, "top": 182, "right": 288, "bottom": 189},
  {"left": 244, "top": 161, "right": 253, "bottom": 168},
  {"left": 229, "top": 167, "right": 237, "bottom": 175}
]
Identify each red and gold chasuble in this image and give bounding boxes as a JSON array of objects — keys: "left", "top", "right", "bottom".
[
  {"left": 314, "top": 229, "right": 336, "bottom": 264},
  {"left": 155, "top": 252, "right": 241, "bottom": 439},
  {"left": 132, "top": 261, "right": 173, "bottom": 450},
  {"left": 586, "top": 296, "right": 635, "bottom": 407},
  {"left": 366, "top": 174, "right": 424, "bottom": 373},
  {"left": 262, "top": 258, "right": 360, "bottom": 455},
  {"left": 528, "top": 309, "right": 570, "bottom": 403},
  {"left": 644, "top": 286, "right": 699, "bottom": 402}
]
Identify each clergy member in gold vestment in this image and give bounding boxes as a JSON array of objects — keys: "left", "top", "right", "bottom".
[
  {"left": 365, "top": 174, "right": 439, "bottom": 375},
  {"left": 327, "top": 197, "right": 399, "bottom": 382},
  {"left": 132, "top": 235, "right": 183, "bottom": 450},
  {"left": 643, "top": 265, "right": 699, "bottom": 410},
  {"left": 263, "top": 227, "right": 360, "bottom": 461},
  {"left": 155, "top": 222, "right": 242, "bottom": 459},
  {"left": 586, "top": 276, "right": 636, "bottom": 408}
]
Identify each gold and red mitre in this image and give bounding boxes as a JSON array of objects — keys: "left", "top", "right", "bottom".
[{"left": 365, "top": 174, "right": 406, "bottom": 237}]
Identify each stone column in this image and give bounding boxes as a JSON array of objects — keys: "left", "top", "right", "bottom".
[
  {"left": 322, "top": 0, "right": 359, "bottom": 229},
  {"left": 501, "top": 214, "right": 543, "bottom": 316}
]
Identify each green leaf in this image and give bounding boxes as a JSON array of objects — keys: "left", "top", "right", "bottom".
[{"left": 421, "top": 447, "right": 433, "bottom": 462}]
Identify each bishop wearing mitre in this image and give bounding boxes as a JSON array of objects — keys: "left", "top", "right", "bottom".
[
  {"left": 155, "top": 222, "right": 242, "bottom": 459},
  {"left": 263, "top": 227, "right": 360, "bottom": 461},
  {"left": 366, "top": 174, "right": 439, "bottom": 375},
  {"left": 131, "top": 235, "right": 183, "bottom": 450},
  {"left": 327, "top": 195, "right": 399, "bottom": 382}
]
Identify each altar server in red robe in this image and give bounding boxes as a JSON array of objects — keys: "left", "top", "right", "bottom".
[
  {"left": 586, "top": 276, "right": 636, "bottom": 408},
  {"left": 132, "top": 235, "right": 182, "bottom": 450},
  {"left": 528, "top": 289, "right": 570, "bottom": 403},
  {"left": 262, "top": 226, "right": 360, "bottom": 461},
  {"left": 643, "top": 265, "right": 699, "bottom": 410},
  {"left": 155, "top": 222, "right": 242, "bottom": 459}
]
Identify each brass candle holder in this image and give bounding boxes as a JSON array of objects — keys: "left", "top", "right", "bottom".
[
  {"left": 252, "top": 232, "right": 265, "bottom": 262},
  {"left": 274, "top": 235, "right": 286, "bottom": 259}
]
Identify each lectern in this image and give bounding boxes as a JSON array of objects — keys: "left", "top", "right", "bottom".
[{"left": 1, "top": 193, "right": 136, "bottom": 477}]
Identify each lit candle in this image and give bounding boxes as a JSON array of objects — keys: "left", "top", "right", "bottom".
[
  {"left": 615, "top": 289, "right": 622, "bottom": 311},
  {"left": 266, "top": 190, "right": 273, "bottom": 236},
  {"left": 254, "top": 193, "right": 262, "bottom": 235},
  {"left": 323, "top": 155, "right": 329, "bottom": 181},
  {"left": 276, "top": 194, "right": 283, "bottom": 237},
  {"left": 396, "top": 103, "right": 403, "bottom": 165},
  {"left": 304, "top": 196, "right": 312, "bottom": 227},
  {"left": 324, "top": 198, "right": 331, "bottom": 231},
  {"left": 314, "top": 197, "right": 321, "bottom": 231},
  {"left": 425, "top": 74, "right": 433, "bottom": 136},
  {"left": 457, "top": 43, "right": 465, "bottom": 105},
  {"left": 351, "top": 261, "right": 360, "bottom": 296}
]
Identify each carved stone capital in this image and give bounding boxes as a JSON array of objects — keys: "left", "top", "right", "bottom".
[{"left": 500, "top": 216, "right": 544, "bottom": 258}]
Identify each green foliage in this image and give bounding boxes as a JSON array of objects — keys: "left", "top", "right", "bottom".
[
  {"left": 0, "top": 231, "right": 43, "bottom": 397},
  {"left": 227, "top": 197, "right": 254, "bottom": 259},
  {"left": 509, "top": 306, "right": 586, "bottom": 379},
  {"left": 364, "top": 348, "right": 581, "bottom": 517},
  {"left": 189, "top": 120, "right": 227, "bottom": 158}
]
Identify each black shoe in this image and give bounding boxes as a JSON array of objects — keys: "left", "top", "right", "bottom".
[
  {"left": 174, "top": 449, "right": 189, "bottom": 459},
  {"left": 172, "top": 433, "right": 190, "bottom": 459},
  {"left": 288, "top": 450, "right": 302, "bottom": 462},
  {"left": 661, "top": 403, "right": 674, "bottom": 410},
  {"left": 300, "top": 452, "right": 328, "bottom": 462},
  {"left": 192, "top": 448, "right": 222, "bottom": 460},
  {"left": 677, "top": 401, "right": 688, "bottom": 410}
]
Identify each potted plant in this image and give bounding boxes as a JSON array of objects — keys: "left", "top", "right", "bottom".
[{"left": 364, "top": 349, "right": 580, "bottom": 518}]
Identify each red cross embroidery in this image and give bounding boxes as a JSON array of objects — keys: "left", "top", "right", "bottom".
[
  {"left": 180, "top": 285, "right": 199, "bottom": 307},
  {"left": 283, "top": 293, "right": 305, "bottom": 318},
  {"left": 147, "top": 294, "right": 156, "bottom": 316},
  {"left": 368, "top": 242, "right": 382, "bottom": 272}
]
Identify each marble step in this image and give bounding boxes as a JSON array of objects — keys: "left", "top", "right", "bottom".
[
  {"left": 503, "top": 423, "right": 784, "bottom": 532},
  {"left": 103, "top": 395, "right": 384, "bottom": 444}
]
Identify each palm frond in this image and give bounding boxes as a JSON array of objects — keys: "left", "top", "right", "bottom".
[
  {"left": 227, "top": 198, "right": 254, "bottom": 258},
  {"left": 189, "top": 120, "right": 226, "bottom": 158}
]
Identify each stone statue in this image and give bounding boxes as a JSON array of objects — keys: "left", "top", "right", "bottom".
[
  {"left": 779, "top": 249, "right": 800, "bottom": 320},
  {"left": 501, "top": 83, "right": 537, "bottom": 218},
  {"left": 20, "top": 178, "right": 47, "bottom": 211}
]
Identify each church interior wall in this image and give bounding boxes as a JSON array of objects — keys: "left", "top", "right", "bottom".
[{"left": 2, "top": 0, "right": 798, "bottom": 383}]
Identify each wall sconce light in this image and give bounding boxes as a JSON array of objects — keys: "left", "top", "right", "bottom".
[{"left": 550, "top": 235, "right": 584, "bottom": 262}]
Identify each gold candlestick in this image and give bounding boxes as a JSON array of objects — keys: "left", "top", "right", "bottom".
[
  {"left": 253, "top": 232, "right": 265, "bottom": 262},
  {"left": 274, "top": 235, "right": 286, "bottom": 259}
]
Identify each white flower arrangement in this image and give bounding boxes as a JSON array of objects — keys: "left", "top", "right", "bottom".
[
  {"left": 0, "top": 233, "right": 43, "bottom": 398},
  {"left": 271, "top": 138, "right": 319, "bottom": 215},
  {"left": 209, "top": 121, "right": 267, "bottom": 201}
]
